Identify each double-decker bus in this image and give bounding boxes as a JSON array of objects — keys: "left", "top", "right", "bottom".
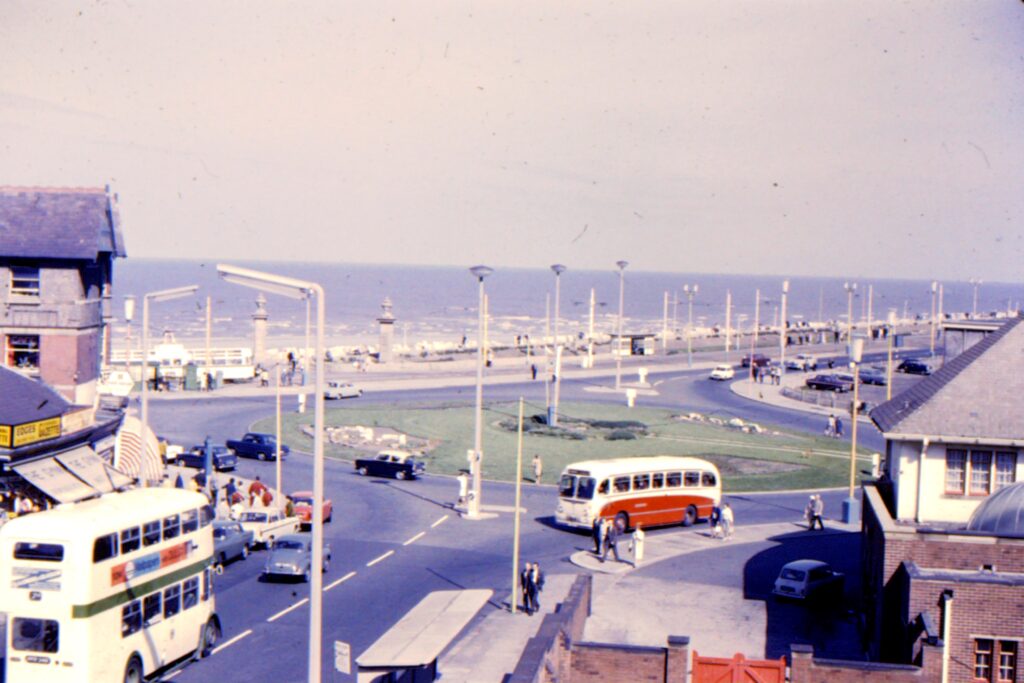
[
  {"left": 554, "top": 456, "right": 721, "bottom": 530},
  {"left": 0, "top": 488, "right": 221, "bottom": 683}
]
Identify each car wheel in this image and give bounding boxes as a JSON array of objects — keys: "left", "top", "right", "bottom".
[
  {"left": 681, "top": 505, "right": 697, "bottom": 527},
  {"left": 241, "top": 545, "right": 249, "bottom": 560},
  {"left": 325, "top": 511, "right": 332, "bottom": 523},
  {"left": 199, "top": 618, "right": 221, "bottom": 658},
  {"left": 303, "top": 567, "right": 311, "bottom": 583},
  {"left": 257, "top": 452, "right": 267, "bottom": 461},
  {"left": 124, "top": 655, "right": 144, "bottom": 683},
  {"left": 358, "top": 467, "right": 368, "bottom": 476},
  {"left": 177, "top": 459, "right": 186, "bottom": 467},
  {"left": 395, "top": 470, "right": 407, "bottom": 480}
]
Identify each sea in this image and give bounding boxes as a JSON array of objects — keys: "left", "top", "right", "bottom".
[{"left": 113, "top": 259, "right": 1022, "bottom": 352}]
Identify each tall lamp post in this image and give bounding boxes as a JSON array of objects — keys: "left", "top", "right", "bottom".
[
  {"left": 683, "top": 284, "right": 697, "bottom": 368},
  {"left": 141, "top": 285, "right": 198, "bottom": 484},
  {"left": 885, "top": 309, "right": 897, "bottom": 402},
  {"left": 216, "top": 264, "right": 325, "bottom": 683},
  {"left": 550, "top": 264, "right": 566, "bottom": 426},
  {"left": 123, "top": 295, "right": 136, "bottom": 371},
  {"left": 843, "top": 337, "right": 865, "bottom": 524},
  {"left": 970, "top": 278, "right": 982, "bottom": 317},
  {"left": 779, "top": 280, "right": 790, "bottom": 378},
  {"left": 844, "top": 282, "right": 857, "bottom": 345},
  {"left": 468, "top": 266, "right": 493, "bottom": 519},
  {"left": 614, "top": 260, "right": 628, "bottom": 390},
  {"left": 929, "top": 280, "right": 938, "bottom": 357}
]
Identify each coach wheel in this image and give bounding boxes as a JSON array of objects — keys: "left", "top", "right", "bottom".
[
  {"left": 615, "top": 511, "right": 629, "bottom": 532},
  {"left": 682, "top": 505, "right": 697, "bottom": 527},
  {"left": 124, "top": 655, "right": 143, "bottom": 683},
  {"left": 200, "top": 618, "right": 221, "bottom": 658}
]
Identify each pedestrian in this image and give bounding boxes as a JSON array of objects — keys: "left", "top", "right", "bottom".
[
  {"left": 248, "top": 476, "right": 267, "bottom": 498},
  {"left": 260, "top": 368, "right": 269, "bottom": 387},
  {"left": 530, "top": 562, "right": 545, "bottom": 611},
  {"left": 520, "top": 562, "right": 534, "bottom": 615},
  {"left": 592, "top": 517, "right": 605, "bottom": 554},
  {"left": 631, "top": 524, "right": 645, "bottom": 567},
  {"left": 531, "top": 363, "right": 538, "bottom": 380},
  {"left": 811, "top": 494, "right": 825, "bottom": 530},
  {"left": 230, "top": 498, "right": 244, "bottom": 520},
  {"left": 826, "top": 414, "right": 837, "bottom": 438},
  {"left": 835, "top": 416, "right": 844, "bottom": 438},
  {"left": 720, "top": 503, "right": 734, "bottom": 540},
  {"left": 457, "top": 471, "right": 469, "bottom": 508},
  {"left": 805, "top": 495, "right": 816, "bottom": 530},
  {"left": 602, "top": 517, "right": 623, "bottom": 563},
  {"left": 709, "top": 504, "right": 722, "bottom": 539},
  {"left": 284, "top": 495, "right": 295, "bottom": 518},
  {"left": 174, "top": 473, "right": 185, "bottom": 489},
  {"left": 216, "top": 497, "right": 231, "bottom": 519},
  {"left": 225, "top": 477, "right": 238, "bottom": 502},
  {"left": 532, "top": 454, "right": 543, "bottom": 484}
]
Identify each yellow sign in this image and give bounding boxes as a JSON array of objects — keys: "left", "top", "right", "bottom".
[
  {"left": 61, "top": 407, "right": 95, "bottom": 435},
  {"left": 9, "top": 417, "right": 62, "bottom": 448},
  {"left": 0, "top": 425, "right": 10, "bottom": 448}
]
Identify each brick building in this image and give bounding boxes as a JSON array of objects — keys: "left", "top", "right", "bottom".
[{"left": 0, "top": 186, "right": 127, "bottom": 403}]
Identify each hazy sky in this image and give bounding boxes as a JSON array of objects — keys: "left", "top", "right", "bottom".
[{"left": 1, "top": 1, "right": 1022, "bottom": 280}]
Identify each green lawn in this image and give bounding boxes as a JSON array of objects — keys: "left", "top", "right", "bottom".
[{"left": 255, "top": 400, "right": 873, "bottom": 492}]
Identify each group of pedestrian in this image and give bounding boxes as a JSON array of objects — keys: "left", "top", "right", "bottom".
[
  {"left": 805, "top": 494, "right": 826, "bottom": 530},
  {"left": 826, "top": 414, "right": 844, "bottom": 439},
  {"left": 709, "top": 502, "right": 734, "bottom": 540},
  {"left": 591, "top": 516, "right": 646, "bottom": 566},
  {"left": 755, "top": 365, "right": 781, "bottom": 385},
  {"left": 519, "top": 561, "right": 545, "bottom": 615}
]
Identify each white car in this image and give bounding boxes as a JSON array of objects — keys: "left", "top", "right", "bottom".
[
  {"left": 324, "top": 381, "right": 363, "bottom": 399},
  {"left": 773, "top": 559, "right": 844, "bottom": 600},
  {"left": 709, "top": 364, "right": 735, "bottom": 381},
  {"left": 785, "top": 354, "right": 818, "bottom": 371}
]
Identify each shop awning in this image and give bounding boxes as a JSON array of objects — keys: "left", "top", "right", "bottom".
[
  {"left": 56, "top": 446, "right": 133, "bottom": 493},
  {"left": 14, "top": 455, "right": 98, "bottom": 503}
]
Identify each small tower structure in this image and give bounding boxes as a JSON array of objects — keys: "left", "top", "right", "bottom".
[
  {"left": 252, "top": 293, "right": 269, "bottom": 366},
  {"left": 377, "top": 297, "right": 396, "bottom": 363}
]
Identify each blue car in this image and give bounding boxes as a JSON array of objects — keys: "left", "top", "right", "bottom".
[
  {"left": 860, "top": 366, "right": 888, "bottom": 385},
  {"left": 175, "top": 445, "right": 238, "bottom": 472}
]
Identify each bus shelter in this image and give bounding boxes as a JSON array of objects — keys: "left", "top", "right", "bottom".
[{"left": 356, "top": 589, "right": 492, "bottom": 683}]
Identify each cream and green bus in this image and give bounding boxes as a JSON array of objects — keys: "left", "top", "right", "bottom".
[{"left": 0, "top": 488, "right": 221, "bottom": 683}]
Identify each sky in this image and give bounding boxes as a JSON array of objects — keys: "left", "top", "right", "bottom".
[{"left": 1, "top": 1, "right": 1022, "bottom": 281}]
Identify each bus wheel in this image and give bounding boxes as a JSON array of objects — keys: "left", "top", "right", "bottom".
[
  {"left": 200, "top": 618, "right": 221, "bottom": 658},
  {"left": 682, "top": 505, "right": 697, "bottom": 527},
  {"left": 124, "top": 655, "right": 143, "bottom": 683},
  {"left": 615, "top": 512, "right": 629, "bottom": 532}
]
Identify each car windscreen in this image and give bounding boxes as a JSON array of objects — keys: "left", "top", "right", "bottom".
[
  {"left": 213, "top": 528, "right": 228, "bottom": 539},
  {"left": 274, "top": 540, "right": 304, "bottom": 550},
  {"left": 240, "top": 512, "right": 267, "bottom": 523},
  {"left": 559, "top": 475, "right": 576, "bottom": 498},
  {"left": 293, "top": 497, "right": 313, "bottom": 506}
]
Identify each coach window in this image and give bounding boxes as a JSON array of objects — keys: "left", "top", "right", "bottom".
[
  {"left": 93, "top": 533, "right": 118, "bottom": 562},
  {"left": 202, "top": 567, "right": 213, "bottom": 601},
  {"left": 183, "top": 577, "right": 199, "bottom": 610},
  {"left": 652, "top": 473, "right": 664, "bottom": 489},
  {"left": 164, "top": 585, "right": 181, "bottom": 618},
  {"left": 143, "top": 593, "right": 162, "bottom": 626},
  {"left": 200, "top": 504, "right": 215, "bottom": 527},
  {"left": 121, "top": 601, "right": 142, "bottom": 637},
  {"left": 143, "top": 520, "right": 161, "bottom": 546},
  {"left": 120, "top": 526, "right": 141, "bottom": 554},
  {"left": 666, "top": 472, "right": 682, "bottom": 487},
  {"left": 181, "top": 509, "right": 199, "bottom": 534},
  {"left": 597, "top": 479, "right": 609, "bottom": 494},
  {"left": 702, "top": 472, "right": 717, "bottom": 487},
  {"left": 12, "top": 618, "right": 59, "bottom": 653},
  {"left": 613, "top": 476, "right": 631, "bottom": 493},
  {"left": 163, "top": 514, "right": 181, "bottom": 540},
  {"left": 684, "top": 471, "right": 701, "bottom": 487},
  {"left": 633, "top": 474, "right": 650, "bottom": 490}
]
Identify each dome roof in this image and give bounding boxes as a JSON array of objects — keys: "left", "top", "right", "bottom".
[{"left": 966, "top": 482, "right": 1024, "bottom": 538}]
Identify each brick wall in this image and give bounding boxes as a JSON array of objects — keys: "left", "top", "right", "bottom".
[
  {"left": 790, "top": 642, "right": 943, "bottom": 683},
  {"left": 569, "top": 642, "right": 671, "bottom": 683}
]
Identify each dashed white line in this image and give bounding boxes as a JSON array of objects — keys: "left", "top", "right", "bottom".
[
  {"left": 431, "top": 514, "right": 449, "bottom": 528},
  {"left": 403, "top": 531, "right": 426, "bottom": 546},
  {"left": 366, "top": 550, "right": 395, "bottom": 567},
  {"left": 211, "top": 629, "right": 252, "bottom": 655},
  {"left": 267, "top": 598, "right": 309, "bottom": 622},
  {"left": 324, "top": 570, "right": 357, "bottom": 592},
  {"left": 164, "top": 671, "right": 181, "bottom": 680}
]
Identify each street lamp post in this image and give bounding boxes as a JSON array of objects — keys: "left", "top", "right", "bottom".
[
  {"left": 844, "top": 282, "right": 857, "bottom": 345},
  {"left": 779, "top": 280, "right": 790, "bottom": 378},
  {"left": 886, "top": 310, "right": 897, "bottom": 402},
  {"left": 216, "top": 264, "right": 325, "bottom": 683},
  {"left": 468, "top": 266, "right": 493, "bottom": 519},
  {"left": 843, "top": 337, "right": 865, "bottom": 524},
  {"left": 550, "top": 264, "right": 566, "bottom": 426},
  {"left": 970, "top": 278, "right": 982, "bottom": 317},
  {"left": 684, "top": 284, "right": 698, "bottom": 368},
  {"left": 930, "top": 281, "right": 938, "bottom": 357},
  {"left": 141, "top": 285, "right": 198, "bottom": 485},
  {"left": 123, "top": 295, "right": 136, "bottom": 372},
  {"left": 615, "top": 261, "right": 628, "bottom": 390}
]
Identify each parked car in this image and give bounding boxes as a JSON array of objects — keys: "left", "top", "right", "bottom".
[
  {"left": 226, "top": 432, "right": 289, "bottom": 461},
  {"left": 859, "top": 366, "right": 888, "bottom": 385},
  {"left": 324, "top": 380, "right": 363, "bottom": 399},
  {"left": 175, "top": 445, "right": 238, "bottom": 472},
  {"left": 773, "top": 559, "right": 844, "bottom": 600},
  {"left": 239, "top": 507, "right": 302, "bottom": 548},
  {"left": 709, "top": 364, "right": 736, "bottom": 381},
  {"left": 354, "top": 450, "right": 426, "bottom": 480},
  {"left": 785, "top": 354, "right": 818, "bottom": 371},
  {"left": 290, "top": 490, "right": 333, "bottom": 525},
  {"left": 805, "top": 374, "right": 854, "bottom": 392},
  {"left": 741, "top": 353, "right": 771, "bottom": 368},
  {"left": 897, "top": 359, "right": 932, "bottom": 375},
  {"left": 213, "top": 520, "right": 254, "bottom": 568},
  {"left": 263, "top": 533, "right": 332, "bottom": 582}
]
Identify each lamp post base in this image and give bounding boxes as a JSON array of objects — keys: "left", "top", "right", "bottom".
[{"left": 842, "top": 497, "right": 861, "bottom": 525}]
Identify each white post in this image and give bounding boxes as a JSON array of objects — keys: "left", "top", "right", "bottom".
[
  {"left": 779, "top": 280, "right": 789, "bottom": 377},
  {"left": 866, "top": 284, "right": 873, "bottom": 339},
  {"left": 930, "top": 281, "right": 938, "bottom": 356},
  {"left": 468, "top": 266, "right": 493, "bottom": 519},
  {"left": 753, "top": 289, "right": 760, "bottom": 347},
  {"left": 205, "top": 295, "right": 212, "bottom": 380},
  {"left": 662, "top": 291, "right": 669, "bottom": 352},
  {"left": 725, "top": 289, "right": 731, "bottom": 359},
  {"left": 615, "top": 261, "right": 628, "bottom": 390},
  {"left": 276, "top": 363, "right": 282, "bottom": 497},
  {"left": 305, "top": 295, "right": 311, "bottom": 383},
  {"left": 310, "top": 283, "right": 326, "bottom": 683},
  {"left": 511, "top": 397, "right": 524, "bottom": 614},
  {"left": 551, "top": 264, "right": 566, "bottom": 426},
  {"left": 587, "top": 288, "right": 595, "bottom": 369}
]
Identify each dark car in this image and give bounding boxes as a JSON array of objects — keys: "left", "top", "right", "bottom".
[
  {"left": 176, "top": 445, "right": 238, "bottom": 472},
  {"left": 897, "top": 359, "right": 932, "bottom": 375},
  {"left": 226, "top": 432, "right": 290, "bottom": 461},
  {"left": 354, "top": 450, "right": 426, "bottom": 480},
  {"left": 213, "top": 520, "right": 254, "bottom": 569},
  {"left": 805, "top": 374, "right": 854, "bottom": 392},
  {"left": 859, "top": 366, "right": 888, "bottom": 385},
  {"left": 741, "top": 353, "right": 771, "bottom": 368}
]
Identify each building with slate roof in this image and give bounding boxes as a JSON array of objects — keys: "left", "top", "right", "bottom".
[
  {"left": 859, "top": 314, "right": 1024, "bottom": 677},
  {"left": 0, "top": 186, "right": 127, "bottom": 403}
]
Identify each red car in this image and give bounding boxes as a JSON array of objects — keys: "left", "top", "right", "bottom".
[{"left": 290, "top": 490, "right": 333, "bottom": 525}]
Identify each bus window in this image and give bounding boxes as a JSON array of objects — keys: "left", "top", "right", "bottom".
[
  {"left": 181, "top": 509, "right": 199, "bottom": 534},
  {"left": 121, "top": 600, "right": 142, "bottom": 637},
  {"left": 121, "top": 527, "right": 141, "bottom": 554},
  {"left": 200, "top": 504, "right": 215, "bottom": 527},
  {"left": 576, "top": 477, "right": 596, "bottom": 500},
  {"left": 702, "top": 472, "right": 717, "bottom": 487},
  {"left": 163, "top": 514, "right": 181, "bottom": 540},
  {"left": 559, "top": 475, "right": 576, "bottom": 498},
  {"left": 613, "top": 476, "right": 630, "bottom": 493},
  {"left": 202, "top": 567, "right": 212, "bottom": 601},
  {"left": 633, "top": 474, "right": 650, "bottom": 490},
  {"left": 14, "top": 542, "right": 64, "bottom": 562},
  {"left": 652, "top": 473, "right": 664, "bottom": 489},
  {"left": 164, "top": 585, "right": 181, "bottom": 618},
  {"left": 143, "top": 593, "right": 162, "bottom": 626},
  {"left": 12, "top": 617, "right": 59, "bottom": 653},
  {"left": 93, "top": 533, "right": 118, "bottom": 562},
  {"left": 598, "top": 479, "right": 609, "bottom": 494},
  {"left": 143, "top": 520, "right": 161, "bottom": 546},
  {"left": 684, "top": 472, "right": 701, "bottom": 487},
  {"left": 183, "top": 577, "right": 199, "bottom": 610},
  {"left": 666, "top": 472, "right": 682, "bottom": 487}
]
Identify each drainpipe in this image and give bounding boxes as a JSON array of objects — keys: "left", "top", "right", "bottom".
[
  {"left": 941, "top": 590, "right": 953, "bottom": 683},
  {"left": 916, "top": 439, "right": 929, "bottom": 522}
]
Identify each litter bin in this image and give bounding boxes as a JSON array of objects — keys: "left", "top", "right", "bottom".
[{"left": 184, "top": 363, "right": 200, "bottom": 391}]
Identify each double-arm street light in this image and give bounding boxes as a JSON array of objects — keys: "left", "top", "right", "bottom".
[
  {"left": 970, "top": 278, "right": 982, "bottom": 317},
  {"left": 141, "top": 285, "right": 198, "bottom": 485},
  {"left": 843, "top": 282, "right": 857, "bottom": 344},
  {"left": 779, "top": 280, "right": 790, "bottom": 378},
  {"left": 843, "top": 337, "right": 865, "bottom": 524},
  {"left": 468, "top": 266, "right": 493, "bottom": 519},
  {"left": 930, "top": 280, "right": 938, "bottom": 356},
  {"left": 614, "top": 261, "right": 628, "bottom": 390},
  {"left": 217, "top": 264, "right": 326, "bottom": 683},
  {"left": 550, "top": 264, "right": 566, "bottom": 426},
  {"left": 683, "top": 284, "right": 698, "bottom": 368}
]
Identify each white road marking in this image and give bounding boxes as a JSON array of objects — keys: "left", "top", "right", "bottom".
[
  {"left": 431, "top": 514, "right": 449, "bottom": 528},
  {"left": 366, "top": 550, "right": 395, "bottom": 567},
  {"left": 165, "top": 671, "right": 181, "bottom": 680},
  {"left": 403, "top": 531, "right": 426, "bottom": 546},
  {"left": 267, "top": 598, "right": 309, "bottom": 622},
  {"left": 211, "top": 629, "right": 252, "bottom": 655},
  {"left": 324, "top": 570, "right": 357, "bottom": 592}
]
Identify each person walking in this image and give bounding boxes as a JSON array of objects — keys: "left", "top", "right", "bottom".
[
  {"left": 530, "top": 562, "right": 545, "bottom": 612},
  {"left": 602, "top": 518, "right": 623, "bottom": 563},
  {"left": 592, "top": 517, "right": 605, "bottom": 554},
  {"left": 826, "top": 414, "right": 837, "bottom": 438},
  {"left": 805, "top": 495, "right": 816, "bottom": 530},
  {"left": 811, "top": 494, "right": 825, "bottom": 530},
  {"left": 520, "top": 562, "right": 534, "bottom": 615},
  {"left": 531, "top": 363, "right": 538, "bottom": 380},
  {"left": 532, "top": 454, "right": 543, "bottom": 484},
  {"left": 720, "top": 503, "right": 734, "bottom": 540},
  {"left": 709, "top": 504, "right": 722, "bottom": 539},
  {"left": 457, "top": 471, "right": 469, "bottom": 508},
  {"left": 631, "top": 525, "right": 646, "bottom": 567},
  {"left": 835, "top": 416, "right": 844, "bottom": 438}
]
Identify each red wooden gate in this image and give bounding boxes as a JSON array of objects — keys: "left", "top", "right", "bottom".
[{"left": 692, "top": 651, "right": 787, "bottom": 683}]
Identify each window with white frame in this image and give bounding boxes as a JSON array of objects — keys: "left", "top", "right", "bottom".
[
  {"left": 995, "top": 453, "right": 1017, "bottom": 490},
  {"left": 946, "top": 448, "right": 1018, "bottom": 497},
  {"left": 9, "top": 266, "right": 40, "bottom": 298},
  {"left": 945, "top": 449, "right": 967, "bottom": 494},
  {"left": 970, "top": 451, "right": 994, "bottom": 495},
  {"left": 975, "top": 639, "right": 1017, "bottom": 683}
]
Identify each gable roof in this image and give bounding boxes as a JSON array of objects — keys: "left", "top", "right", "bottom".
[
  {"left": 0, "top": 186, "right": 127, "bottom": 260},
  {"left": 871, "top": 315, "right": 1024, "bottom": 440},
  {"left": 0, "top": 366, "right": 70, "bottom": 425}
]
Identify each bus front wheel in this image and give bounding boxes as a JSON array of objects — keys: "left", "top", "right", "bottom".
[
  {"left": 681, "top": 505, "right": 697, "bottom": 527},
  {"left": 200, "top": 618, "right": 221, "bottom": 658},
  {"left": 124, "top": 655, "right": 143, "bottom": 683}
]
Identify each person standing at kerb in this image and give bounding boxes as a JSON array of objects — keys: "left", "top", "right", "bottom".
[{"left": 532, "top": 454, "right": 543, "bottom": 484}]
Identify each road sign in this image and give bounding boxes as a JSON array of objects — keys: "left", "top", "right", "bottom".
[{"left": 334, "top": 640, "right": 351, "bottom": 674}]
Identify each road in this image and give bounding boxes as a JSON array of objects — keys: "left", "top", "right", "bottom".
[{"left": 152, "top": 365, "right": 885, "bottom": 681}]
